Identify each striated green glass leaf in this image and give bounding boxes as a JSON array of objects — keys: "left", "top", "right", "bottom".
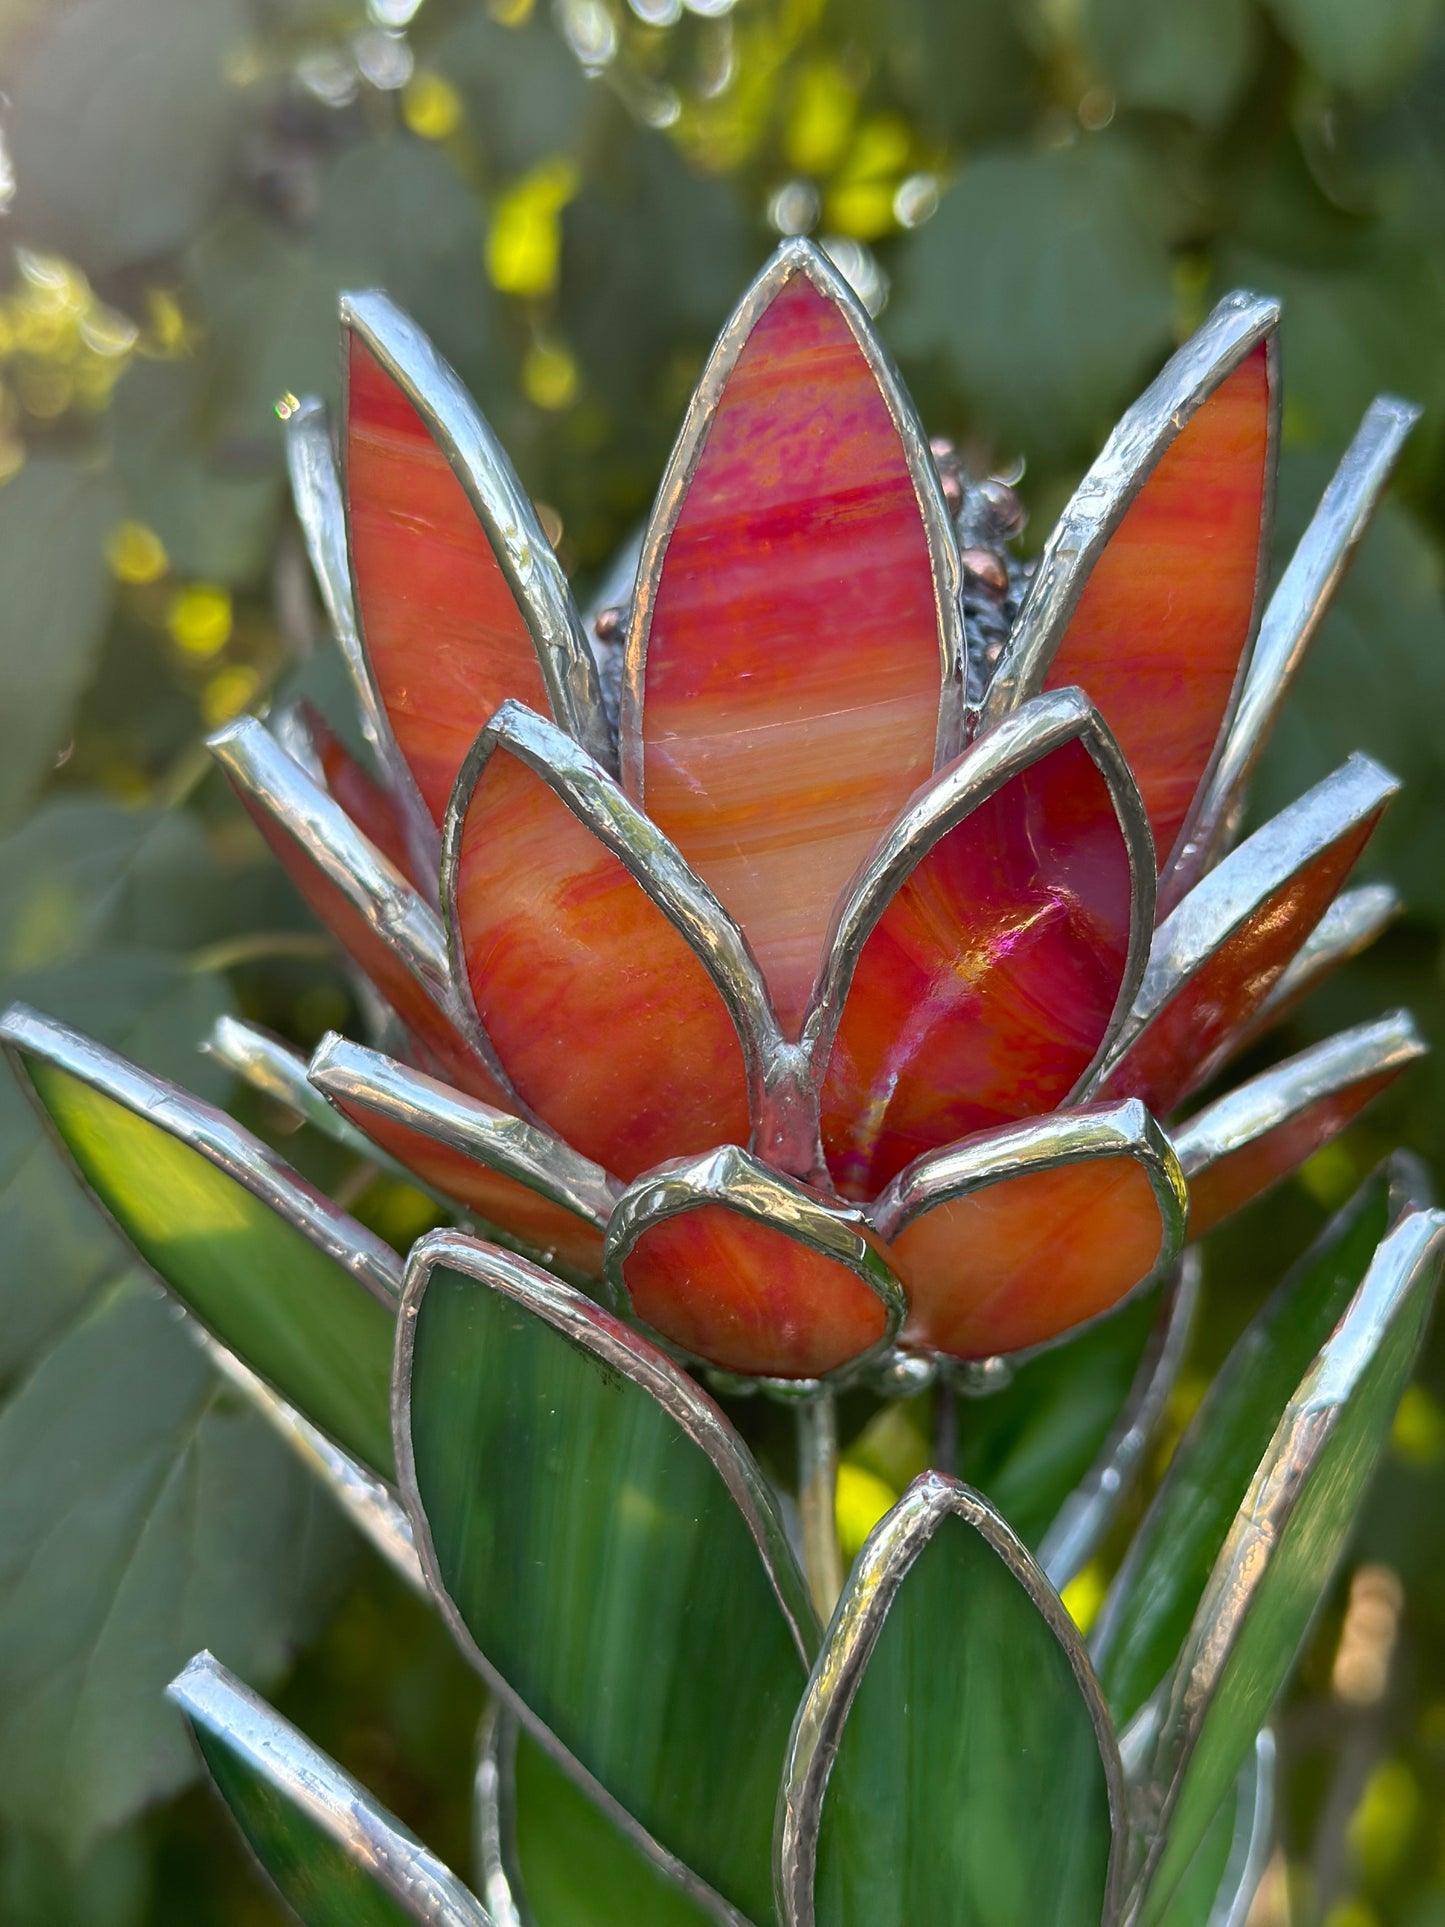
[
  {"left": 1092, "top": 1168, "right": 1395, "bottom": 1725},
  {"left": 3, "top": 1008, "right": 398, "bottom": 1477},
  {"left": 1139, "top": 1207, "right": 1445, "bottom": 1924},
  {"left": 492, "top": 1714, "right": 718, "bottom": 1927},
  {"left": 400, "top": 1232, "right": 818, "bottom": 1927},
  {"left": 170, "top": 1652, "right": 487, "bottom": 1926},
  {"left": 778, "top": 1474, "right": 1122, "bottom": 1927},
  {"left": 1154, "top": 1732, "right": 1273, "bottom": 1927}
]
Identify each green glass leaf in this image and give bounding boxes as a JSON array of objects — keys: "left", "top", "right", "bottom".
[
  {"left": 956, "top": 1266, "right": 1194, "bottom": 1574},
  {"left": 481, "top": 1711, "right": 718, "bottom": 1927},
  {"left": 1154, "top": 1732, "right": 1273, "bottom": 1927},
  {"left": 169, "top": 1652, "right": 487, "bottom": 1926},
  {"left": 1138, "top": 1205, "right": 1445, "bottom": 1925},
  {"left": 2, "top": 1005, "right": 399, "bottom": 1478},
  {"left": 776, "top": 1473, "right": 1123, "bottom": 1927},
  {"left": 399, "top": 1231, "right": 819, "bottom": 1927},
  {"left": 1092, "top": 1168, "right": 1397, "bottom": 1725}
]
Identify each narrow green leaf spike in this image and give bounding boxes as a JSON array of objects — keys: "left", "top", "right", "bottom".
[
  {"left": 1091, "top": 1162, "right": 1405, "bottom": 1725},
  {"left": 1136, "top": 1203, "right": 1445, "bottom": 1925},
  {"left": 1, "top": 1004, "right": 399, "bottom": 1478},
  {"left": 169, "top": 1651, "right": 490, "bottom": 1926},
  {"left": 477, "top": 1707, "right": 719, "bottom": 1927},
  {"left": 1153, "top": 1731, "right": 1274, "bottom": 1927},
  {"left": 395, "top": 1229, "right": 820, "bottom": 1927},
  {"left": 775, "top": 1471, "right": 1125, "bottom": 1927}
]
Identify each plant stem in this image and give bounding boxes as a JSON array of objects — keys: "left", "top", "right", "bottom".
[{"left": 796, "top": 1390, "right": 843, "bottom": 1622}]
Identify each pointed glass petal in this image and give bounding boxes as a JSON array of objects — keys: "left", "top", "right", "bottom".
[
  {"left": 1091, "top": 1163, "right": 1406, "bottom": 1728},
  {"left": 397, "top": 1232, "right": 818, "bottom": 1927},
  {"left": 209, "top": 715, "right": 508, "bottom": 1104},
  {"left": 622, "top": 240, "right": 962, "bottom": 1034},
  {"left": 1168, "top": 395, "right": 1419, "bottom": 904},
  {"left": 1216, "top": 881, "right": 1399, "bottom": 1066},
  {"left": 1098, "top": 754, "right": 1397, "bottom": 1116},
  {"left": 1136, "top": 1203, "right": 1445, "bottom": 1925},
  {"left": 344, "top": 293, "right": 610, "bottom": 825},
  {"left": 445, "top": 701, "right": 773, "bottom": 1181},
  {"left": 293, "top": 700, "right": 421, "bottom": 886},
  {"left": 206, "top": 1014, "right": 380, "bottom": 1158},
  {"left": 983, "top": 293, "right": 1276, "bottom": 869},
  {"left": 776, "top": 1472, "right": 1124, "bottom": 1927},
  {"left": 1178, "top": 1013, "right": 1424, "bottom": 1237},
  {"left": 170, "top": 1653, "right": 487, "bottom": 1926},
  {"left": 873, "top": 1100, "right": 1186, "bottom": 1360},
  {"left": 811, "top": 690, "right": 1152, "bottom": 1199},
  {"left": 2, "top": 1006, "right": 398, "bottom": 1477},
  {"left": 605, "top": 1144, "right": 905, "bottom": 1382},
  {"left": 310, "top": 1032, "right": 614, "bottom": 1276},
  {"left": 479, "top": 1708, "right": 722, "bottom": 1927}
]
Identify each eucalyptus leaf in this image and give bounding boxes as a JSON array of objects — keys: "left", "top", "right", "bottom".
[
  {"left": 171, "top": 1652, "right": 487, "bottom": 1926},
  {"left": 399, "top": 1232, "right": 818, "bottom": 1927},
  {"left": 1092, "top": 1168, "right": 1395, "bottom": 1726},
  {"left": 0, "top": 460, "right": 120, "bottom": 832},
  {"left": 1139, "top": 1206, "right": 1445, "bottom": 1924},
  {"left": 0, "top": 1279, "right": 352, "bottom": 1851},
  {"left": 778, "top": 1474, "right": 1122, "bottom": 1927},
  {"left": 1081, "top": 0, "right": 1257, "bottom": 127},
  {"left": 1266, "top": 0, "right": 1440, "bottom": 96}
]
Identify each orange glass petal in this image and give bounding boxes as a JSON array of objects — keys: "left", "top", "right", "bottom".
[
  {"left": 232, "top": 791, "right": 503, "bottom": 1105},
  {"left": 619, "top": 1203, "right": 891, "bottom": 1379},
  {"left": 820, "top": 737, "right": 1133, "bottom": 1199},
  {"left": 321, "top": 1087, "right": 604, "bottom": 1275},
  {"left": 1100, "top": 817, "right": 1383, "bottom": 1118},
  {"left": 635, "top": 273, "right": 944, "bottom": 1034},
  {"left": 451, "top": 746, "right": 749, "bottom": 1181},
  {"left": 894, "top": 1158, "right": 1167, "bottom": 1360},
  {"left": 1185, "top": 1071, "right": 1399, "bottom": 1239},
  {"left": 346, "top": 334, "right": 548, "bottom": 825},
  {"left": 1042, "top": 346, "right": 1271, "bottom": 866},
  {"left": 301, "top": 703, "right": 418, "bottom": 886}
]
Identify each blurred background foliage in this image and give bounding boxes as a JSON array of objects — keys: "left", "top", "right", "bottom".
[{"left": 0, "top": 0, "right": 1443, "bottom": 1920}]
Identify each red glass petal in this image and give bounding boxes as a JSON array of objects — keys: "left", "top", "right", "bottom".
[
  {"left": 820, "top": 737, "right": 1134, "bottom": 1199},
  {"left": 346, "top": 332, "right": 550, "bottom": 825},
  {"left": 618, "top": 1202, "right": 892, "bottom": 1379},
  {"left": 1100, "top": 811, "right": 1386, "bottom": 1119},
  {"left": 237, "top": 793, "right": 501, "bottom": 1104},
  {"left": 1042, "top": 345, "right": 1271, "bottom": 866},
  {"left": 300, "top": 703, "right": 419, "bottom": 886},
  {"left": 893, "top": 1158, "right": 1168, "bottom": 1359},
  {"left": 631, "top": 260, "right": 949, "bottom": 1034},
  {"left": 320, "top": 1087, "right": 605, "bottom": 1274},
  {"left": 451, "top": 744, "right": 749, "bottom": 1181}
]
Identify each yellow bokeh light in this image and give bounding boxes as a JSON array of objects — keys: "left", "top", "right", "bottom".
[
  {"left": 522, "top": 339, "right": 579, "bottom": 411},
  {"left": 402, "top": 71, "right": 464, "bottom": 141},
  {"left": 785, "top": 60, "right": 856, "bottom": 176},
  {"left": 106, "top": 521, "right": 170, "bottom": 585},
  {"left": 834, "top": 1462, "right": 897, "bottom": 1561},
  {"left": 1061, "top": 1562, "right": 1107, "bottom": 1634},
  {"left": 168, "top": 584, "right": 233, "bottom": 657},
  {"left": 1391, "top": 1382, "right": 1445, "bottom": 1464},
  {"left": 200, "top": 663, "right": 260, "bottom": 728},
  {"left": 487, "top": 158, "right": 579, "bottom": 298},
  {"left": 1348, "top": 1758, "right": 1420, "bottom": 1881}
]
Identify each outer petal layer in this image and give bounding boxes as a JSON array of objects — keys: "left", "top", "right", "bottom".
[
  {"left": 813, "top": 694, "right": 1150, "bottom": 1200},
  {"left": 624, "top": 241, "right": 960, "bottom": 1035},
  {"left": 983, "top": 294, "right": 1276, "bottom": 870},
  {"left": 446, "top": 706, "right": 755, "bottom": 1182},
  {"left": 873, "top": 1103, "right": 1187, "bottom": 1361},
  {"left": 1177, "top": 1013, "right": 1423, "bottom": 1238},
  {"left": 1099, "top": 754, "right": 1396, "bottom": 1116},
  {"left": 606, "top": 1145, "right": 904, "bottom": 1380},
  {"left": 344, "top": 296, "right": 608, "bottom": 826}
]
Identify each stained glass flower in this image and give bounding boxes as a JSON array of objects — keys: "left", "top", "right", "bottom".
[{"left": 208, "top": 239, "right": 1421, "bottom": 1387}]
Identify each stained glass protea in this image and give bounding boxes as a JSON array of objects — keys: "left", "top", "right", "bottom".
[{"left": 194, "top": 238, "right": 1418, "bottom": 1388}]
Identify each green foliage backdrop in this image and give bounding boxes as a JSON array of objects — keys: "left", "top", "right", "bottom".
[{"left": 0, "top": 1, "right": 1443, "bottom": 1921}]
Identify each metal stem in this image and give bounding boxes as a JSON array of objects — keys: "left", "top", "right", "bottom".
[{"left": 796, "top": 1391, "right": 844, "bottom": 1622}]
